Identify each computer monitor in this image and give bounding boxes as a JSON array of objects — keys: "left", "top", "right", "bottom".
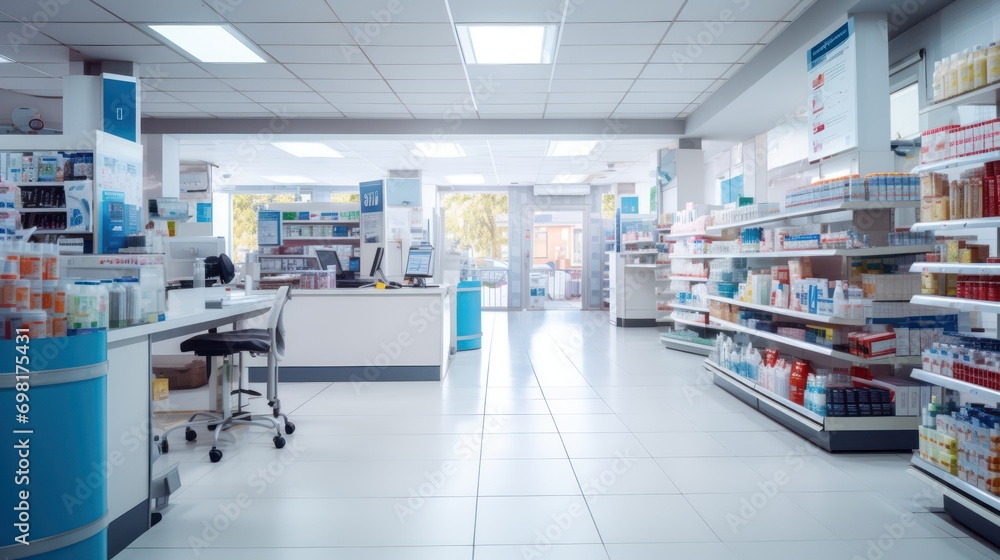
[
  {"left": 314, "top": 249, "right": 343, "bottom": 275},
  {"left": 404, "top": 248, "right": 434, "bottom": 287},
  {"left": 348, "top": 257, "right": 360, "bottom": 273},
  {"left": 164, "top": 236, "right": 225, "bottom": 283},
  {"left": 369, "top": 247, "right": 384, "bottom": 278}
]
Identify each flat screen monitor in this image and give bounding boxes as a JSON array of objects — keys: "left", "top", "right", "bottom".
[
  {"left": 164, "top": 236, "right": 225, "bottom": 283},
  {"left": 369, "top": 246, "right": 384, "bottom": 278},
  {"left": 314, "top": 249, "right": 343, "bottom": 275},
  {"left": 348, "top": 257, "right": 360, "bottom": 272},
  {"left": 404, "top": 249, "right": 433, "bottom": 278}
]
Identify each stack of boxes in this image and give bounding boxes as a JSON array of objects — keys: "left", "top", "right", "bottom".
[{"left": 922, "top": 405, "right": 1000, "bottom": 495}]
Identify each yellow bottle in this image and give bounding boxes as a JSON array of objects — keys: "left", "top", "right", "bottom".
[
  {"left": 988, "top": 42, "right": 1000, "bottom": 84},
  {"left": 958, "top": 49, "right": 973, "bottom": 94},
  {"left": 946, "top": 53, "right": 960, "bottom": 98},
  {"left": 933, "top": 60, "right": 944, "bottom": 102}
]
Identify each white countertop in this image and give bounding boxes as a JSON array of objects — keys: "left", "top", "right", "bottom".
[
  {"left": 291, "top": 286, "right": 450, "bottom": 297},
  {"left": 108, "top": 291, "right": 275, "bottom": 344}
]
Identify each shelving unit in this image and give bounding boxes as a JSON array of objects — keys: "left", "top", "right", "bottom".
[
  {"left": 910, "top": 369, "right": 1000, "bottom": 401},
  {"left": 919, "top": 81, "right": 1000, "bottom": 115},
  {"left": 668, "top": 245, "right": 936, "bottom": 260},
  {"left": 911, "top": 150, "right": 1000, "bottom": 174},
  {"left": 667, "top": 275, "right": 708, "bottom": 282},
  {"left": 660, "top": 334, "right": 714, "bottom": 356},
  {"left": 910, "top": 294, "right": 1000, "bottom": 314},
  {"left": 609, "top": 213, "right": 659, "bottom": 327},
  {"left": 704, "top": 200, "right": 921, "bottom": 233},
  {"left": 910, "top": 216, "right": 1000, "bottom": 232},
  {"left": 15, "top": 179, "right": 94, "bottom": 234},
  {"left": 707, "top": 295, "right": 869, "bottom": 326},
  {"left": 909, "top": 262, "right": 1000, "bottom": 275},
  {"left": 670, "top": 302, "right": 709, "bottom": 313},
  {"left": 909, "top": 456, "right": 1000, "bottom": 548},
  {"left": 602, "top": 219, "right": 615, "bottom": 310},
  {"left": 706, "top": 360, "right": 918, "bottom": 452},
  {"left": 258, "top": 201, "right": 362, "bottom": 278},
  {"left": 672, "top": 314, "right": 727, "bottom": 330}
]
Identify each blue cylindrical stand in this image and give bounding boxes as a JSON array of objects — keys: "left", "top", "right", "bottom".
[{"left": 456, "top": 281, "right": 482, "bottom": 351}]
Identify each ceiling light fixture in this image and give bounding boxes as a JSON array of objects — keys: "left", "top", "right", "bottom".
[
  {"left": 412, "top": 142, "right": 466, "bottom": 158},
  {"left": 445, "top": 174, "right": 485, "bottom": 185},
  {"left": 148, "top": 25, "right": 266, "bottom": 63},
  {"left": 271, "top": 142, "right": 343, "bottom": 158},
  {"left": 456, "top": 24, "right": 558, "bottom": 64},
  {"left": 552, "top": 174, "right": 588, "bottom": 183},
  {"left": 262, "top": 175, "right": 317, "bottom": 184},
  {"left": 545, "top": 140, "right": 598, "bottom": 157},
  {"left": 0, "top": 54, "right": 13, "bottom": 63}
]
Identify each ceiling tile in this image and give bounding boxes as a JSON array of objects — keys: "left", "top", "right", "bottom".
[
  {"left": 565, "top": 0, "right": 685, "bottom": 22},
  {"left": 552, "top": 64, "right": 643, "bottom": 80},
  {"left": 215, "top": 0, "right": 339, "bottom": 22},
  {"left": 546, "top": 92, "right": 624, "bottom": 104},
  {"left": 319, "top": 92, "right": 401, "bottom": 104},
  {"left": 721, "top": 64, "right": 743, "bottom": 79},
  {"left": 489, "top": 80, "right": 552, "bottom": 93},
  {"left": 91, "top": 0, "right": 225, "bottom": 22},
  {"left": 387, "top": 79, "right": 470, "bottom": 93},
  {"left": 760, "top": 22, "right": 789, "bottom": 43},
  {"left": 259, "top": 102, "right": 339, "bottom": 114},
  {"left": 138, "top": 91, "right": 179, "bottom": 103},
  {"left": 304, "top": 79, "right": 392, "bottom": 92},
  {"left": 376, "top": 64, "right": 466, "bottom": 80},
  {"left": 70, "top": 45, "right": 187, "bottom": 63},
  {"left": 622, "top": 91, "right": 699, "bottom": 104},
  {"left": 139, "top": 63, "right": 213, "bottom": 79},
  {"left": 234, "top": 23, "right": 354, "bottom": 45},
  {"left": 0, "top": 64, "right": 48, "bottom": 78},
  {"left": 262, "top": 45, "right": 362, "bottom": 64},
  {"left": 328, "top": 0, "right": 449, "bottom": 22},
  {"left": 663, "top": 22, "right": 775, "bottom": 44},
  {"left": 143, "top": 112, "right": 214, "bottom": 118},
  {"left": 154, "top": 78, "right": 236, "bottom": 92},
  {"left": 404, "top": 105, "right": 463, "bottom": 116},
  {"left": 286, "top": 63, "right": 381, "bottom": 80},
  {"left": 169, "top": 91, "right": 252, "bottom": 103},
  {"left": 0, "top": 77, "right": 63, "bottom": 90},
  {"left": 449, "top": 0, "right": 562, "bottom": 23},
  {"left": 0, "top": 23, "right": 58, "bottom": 45},
  {"left": 678, "top": 0, "right": 799, "bottom": 21},
  {"left": 544, "top": 103, "right": 619, "bottom": 113},
  {"left": 0, "top": 2, "right": 121, "bottom": 22},
  {"left": 346, "top": 23, "right": 456, "bottom": 45},
  {"left": 693, "top": 92, "right": 713, "bottom": 104},
  {"left": 651, "top": 44, "right": 752, "bottom": 64},
  {"left": 543, "top": 112, "right": 612, "bottom": 119},
  {"left": 477, "top": 104, "right": 545, "bottom": 113},
  {"left": 192, "top": 102, "right": 270, "bottom": 113},
  {"left": 339, "top": 113, "right": 415, "bottom": 119},
  {"left": 560, "top": 23, "right": 669, "bottom": 45},
  {"left": 139, "top": 102, "right": 201, "bottom": 113},
  {"left": 640, "top": 63, "right": 732, "bottom": 79},
  {"left": 222, "top": 78, "right": 311, "bottom": 92},
  {"left": 243, "top": 91, "right": 327, "bottom": 103},
  {"left": 740, "top": 44, "right": 765, "bottom": 63},
  {"left": 18, "top": 62, "right": 71, "bottom": 77},
  {"left": 473, "top": 93, "right": 546, "bottom": 104},
  {"left": 557, "top": 45, "right": 656, "bottom": 64},
  {"left": 268, "top": 112, "right": 346, "bottom": 118},
  {"left": 465, "top": 65, "right": 552, "bottom": 81},
  {"left": 630, "top": 78, "right": 715, "bottom": 91},
  {"left": 0, "top": 45, "right": 70, "bottom": 63},
  {"left": 334, "top": 103, "right": 411, "bottom": 113},
  {"left": 36, "top": 23, "right": 158, "bottom": 45},
  {"left": 614, "top": 103, "right": 689, "bottom": 112},
  {"left": 397, "top": 93, "right": 471, "bottom": 104},
  {"left": 202, "top": 64, "right": 296, "bottom": 79},
  {"left": 548, "top": 79, "right": 634, "bottom": 92},
  {"left": 361, "top": 45, "right": 461, "bottom": 65}
]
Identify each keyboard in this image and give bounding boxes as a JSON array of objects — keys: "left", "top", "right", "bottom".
[{"left": 335, "top": 279, "right": 370, "bottom": 289}]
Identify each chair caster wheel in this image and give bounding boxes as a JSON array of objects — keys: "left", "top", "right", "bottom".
[
  {"left": 160, "top": 439, "right": 169, "bottom": 454},
  {"left": 273, "top": 436, "right": 286, "bottom": 449},
  {"left": 209, "top": 449, "right": 223, "bottom": 463},
  {"left": 185, "top": 428, "right": 197, "bottom": 442},
  {"left": 284, "top": 422, "right": 295, "bottom": 435}
]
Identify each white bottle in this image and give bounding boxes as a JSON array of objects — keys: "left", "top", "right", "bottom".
[
  {"left": 973, "top": 44, "right": 987, "bottom": 89},
  {"left": 946, "top": 53, "right": 960, "bottom": 98},
  {"left": 193, "top": 258, "right": 206, "bottom": 288},
  {"left": 958, "top": 48, "right": 973, "bottom": 94},
  {"left": 988, "top": 42, "right": 1000, "bottom": 85},
  {"left": 932, "top": 60, "right": 944, "bottom": 102}
]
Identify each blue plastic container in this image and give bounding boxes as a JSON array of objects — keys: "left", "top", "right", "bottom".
[
  {"left": 0, "top": 332, "right": 108, "bottom": 559},
  {"left": 456, "top": 281, "right": 483, "bottom": 351}
]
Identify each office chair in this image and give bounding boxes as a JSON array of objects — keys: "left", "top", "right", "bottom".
[{"left": 161, "top": 286, "right": 294, "bottom": 463}]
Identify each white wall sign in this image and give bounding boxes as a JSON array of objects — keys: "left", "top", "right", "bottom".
[{"left": 807, "top": 19, "right": 858, "bottom": 162}]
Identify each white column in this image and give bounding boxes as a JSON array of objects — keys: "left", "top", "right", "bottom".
[{"left": 850, "top": 12, "right": 895, "bottom": 174}]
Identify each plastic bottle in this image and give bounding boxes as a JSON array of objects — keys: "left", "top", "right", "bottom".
[
  {"left": 96, "top": 280, "right": 109, "bottom": 330},
  {"left": 193, "top": 258, "right": 206, "bottom": 288},
  {"left": 946, "top": 53, "right": 960, "bottom": 98},
  {"left": 988, "top": 42, "right": 1000, "bottom": 85},
  {"left": 19, "top": 243, "right": 41, "bottom": 281},
  {"left": 42, "top": 243, "right": 59, "bottom": 281},
  {"left": 14, "top": 279, "right": 30, "bottom": 310},
  {"left": 108, "top": 279, "right": 125, "bottom": 329},
  {"left": 932, "top": 60, "right": 944, "bottom": 102},
  {"left": 41, "top": 280, "right": 55, "bottom": 312},
  {"left": 959, "top": 48, "right": 973, "bottom": 94},
  {"left": 974, "top": 44, "right": 988, "bottom": 89},
  {"left": 0, "top": 273, "right": 17, "bottom": 308},
  {"left": 789, "top": 360, "right": 810, "bottom": 406},
  {"left": 29, "top": 280, "right": 42, "bottom": 310}
]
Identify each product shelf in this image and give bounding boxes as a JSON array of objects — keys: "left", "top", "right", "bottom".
[
  {"left": 671, "top": 314, "right": 729, "bottom": 330},
  {"left": 706, "top": 295, "right": 868, "bottom": 326},
  {"left": 672, "top": 245, "right": 937, "bottom": 260},
  {"left": 17, "top": 207, "right": 68, "bottom": 213},
  {"left": 282, "top": 236, "right": 361, "bottom": 241},
  {"left": 919, "top": 81, "right": 1000, "bottom": 115},
  {"left": 708, "top": 317, "right": 922, "bottom": 365},
  {"left": 669, "top": 302, "right": 710, "bottom": 313},
  {"left": 665, "top": 253, "right": 713, "bottom": 260},
  {"left": 909, "top": 294, "right": 1000, "bottom": 314},
  {"left": 663, "top": 230, "right": 729, "bottom": 240},
  {"left": 660, "top": 334, "right": 713, "bottom": 356},
  {"left": 608, "top": 250, "right": 658, "bottom": 255},
  {"left": 909, "top": 262, "right": 1000, "bottom": 275},
  {"left": 282, "top": 219, "right": 360, "bottom": 224},
  {"left": 667, "top": 276, "right": 709, "bottom": 282},
  {"left": 706, "top": 360, "right": 918, "bottom": 452},
  {"left": 909, "top": 455, "right": 1000, "bottom": 548},
  {"left": 910, "top": 216, "right": 1000, "bottom": 232},
  {"left": 910, "top": 369, "right": 1000, "bottom": 402},
  {"left": 704, "top": 201, "right": 921, "bottom": 233},
  {"left": 911, "top": 149, "right": 1000, "bottom": 174}
]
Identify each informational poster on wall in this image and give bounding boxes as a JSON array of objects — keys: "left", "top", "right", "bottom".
[
  {"left": 95, "top": 131, "right": 143, "bottom": 253},
  {"left": 257, "top": 210, "right": 282, "bottom": 247},
  {"left": 806, "top": 18, "right": 857, "bottom": 162}
]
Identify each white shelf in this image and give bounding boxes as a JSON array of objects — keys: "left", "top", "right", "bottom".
[
  {"left": 14, "top": 181, "right": 90, "bottom": 186},
  {"left": 18, "top": 207, "right": 67, "bottom": 213},
  {"left": 283, "top": 236, "right": 361, "bottom": 241},
  {"left": 667, "top": 276, "right": 708, "bottom": 282},
  {"left": 919, "top": 82, "right": 1000, "bottom": 115},
  {"left": 678, "top": 245, "right": 937, "bottom": 260},
  {"left": 909, "top": 294, "right": 1000, "bottom": 314},
  {"left": 660, "top": 335, "right": 714, "bottom": 356},
  {"left": 705, "top": 201, "right": 921, "bottom": 233},
  {"left": 706, "top": 295, "right": 868, "bottom": 326},
  {"left": 663, "top": 230, "right": 728, "bottom": 240},
  {"left": 623, "top": 239, "right": 656, "bottom": 245},
  {"left": 709, "top": 317, "right": 921, "bottom": 365},
  {"left": 707, "top": 360, "right": 825, "bottom": 424},
  {"left": 654, "top": 227, "right": 672, "bottom": 232},
  {"left": 666, "top": 254, "right": 713, "bottom": 260},
  {"left": 911, "top": 369, "right": 1000, "bottom": 402},
  {"left": 909, "top": 262, "right": 1000, "bottom": 275},
  {"left": 609, "top": 250, "right": 658, "bottom": 255},
  {"left": 669, "top": 302, "right": 709, "bottom": 313},
  {"left": 626, "top": 263, "right": 667, "bottom": 269},
  {"left": 910, "top": 216, "right": 1000, "bottom": 232},
  {"left": 911, "top": 149, "right": 1000, "bottom": 174},
  {"left": 672, "top": 314, "right": 729, "bottom": 330},
  {"left": 283, "top": 219, "right": 359, "bottom": 224},
  {"left": 909, "top": 456, "right": 1000, "bottom": 517}
]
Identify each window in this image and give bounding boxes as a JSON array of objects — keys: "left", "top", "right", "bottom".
[
  {"left": 330, "top": 193, "right": 360, "bottom": 203},
  {"left": 230, "top": 192, "right": 305, "bottom": 262},
  {"left": 571, "top": 228, "right": 583, "bottom": 267},
  {"left": 890, "top": 82, "right": 920, "bottom": 140}
]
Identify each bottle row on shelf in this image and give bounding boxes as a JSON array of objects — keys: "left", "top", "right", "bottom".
[
  {"left": 784, "top": 173, "right": 921, "bottom": 210},
  {"left": 919, "top": 161, "right": 1000, "bottom": 221},
  {"left": 921, "top": 121, "right": 1000, "bottom": 165},
  {"left": 919, "top": 242, "right": 1000, "bottom": 301},
  {"left": 922, "top": 334, "right": 1000, "bottom": 392},
  {"left": 930, "top": 40, "right": 1000, "bottom": 104}
]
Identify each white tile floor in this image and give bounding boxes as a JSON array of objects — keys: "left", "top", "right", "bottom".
[{"left": 118, "top": 311, "right": 1000, "bottom": 560}]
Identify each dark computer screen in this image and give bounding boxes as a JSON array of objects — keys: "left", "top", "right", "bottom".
[
  {"left": 348, "top": 257, "right": 360, "bottom": 272},
  {"left": 315, "top": 249, "right": 343, "bottom": 274},
  {"left": 369, "top": 247, "right": 384, "bottom": 278}
]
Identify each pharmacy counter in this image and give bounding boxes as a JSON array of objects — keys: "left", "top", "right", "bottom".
[
  {"left": 105, "top": 294, "right": 273, "bottom": 558},
  {"left": 248, "top": 286, "right": 455, "bottom": 383}
]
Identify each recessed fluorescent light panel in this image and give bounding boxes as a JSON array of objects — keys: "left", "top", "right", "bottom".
[
  {"left": 445, "top": 174, "right": 485, "bottom": 185},
  {"left": 262, "top": 175, "right": 317, "bottom": 184},
  {"left": 552, "top": 174, "right": 588, "bottom": 183},
  {"left": 546, "top": 141, "right": 598, "bottom": 157},
  {"left": 271, "top": 142, "right": 343, "bottom": 158},
  {"left": 456, "top": 25, "right": 558, "bottom": 64},
  {"left": 412, "top": 143, "right": 466, "bottom": 158},
  {"left": 148, "top": 25, "right": 266, "bottom": 63},
  {"left": 0, "top": 54, "right": 13, "bottom": 63}
]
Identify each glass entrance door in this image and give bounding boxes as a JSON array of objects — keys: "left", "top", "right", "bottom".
[{"left": 526, "top": 208, "right": 588, "bottom": 310}]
